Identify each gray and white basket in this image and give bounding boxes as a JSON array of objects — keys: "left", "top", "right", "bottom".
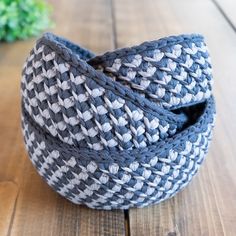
[{"left": 21, "top": 33, "right": 216, "bottom": 209}]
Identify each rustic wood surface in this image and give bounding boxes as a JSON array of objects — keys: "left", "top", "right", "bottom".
[{"left": 0, "top": 0, "right": 236, "bottom": 235}]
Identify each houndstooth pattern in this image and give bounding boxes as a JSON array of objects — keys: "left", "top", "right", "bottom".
[
  {"left": 21, "top": 41, "right": 187, "bottom": 151},
  {"left": 90, "top": 35, "right": 213, "bottom": 109},
  {"left": 21, "top": 33, "right": 216, "bottom": 209}
]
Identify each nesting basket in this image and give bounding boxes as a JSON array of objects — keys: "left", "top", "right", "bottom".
[{"left": 21, "top": 33, "right": 216, "bottom": 209}]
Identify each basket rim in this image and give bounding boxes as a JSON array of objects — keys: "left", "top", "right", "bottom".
[{"left": 21, "top": 95, "right": 215, "bottom": 165}]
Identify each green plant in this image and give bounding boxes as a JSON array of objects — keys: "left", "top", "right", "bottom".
[{"left": 0, "top": 0, "right": 52, "bottom": 42}]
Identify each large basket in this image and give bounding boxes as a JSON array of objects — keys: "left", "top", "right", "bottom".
[{"left": 21, "top": 33, "right": 215, "bottom": 209}]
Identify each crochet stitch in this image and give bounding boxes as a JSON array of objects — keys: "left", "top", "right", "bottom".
[{"left": 21, "top": 33, "right": 216, "bottom": 209}]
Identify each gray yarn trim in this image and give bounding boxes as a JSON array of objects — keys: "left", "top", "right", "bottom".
[{"left": 22, "top": 97, "right": 215, "bottom": 164}]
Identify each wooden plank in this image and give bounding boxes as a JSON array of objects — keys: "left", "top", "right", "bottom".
[
  {"left": 113, "top": 0, "right": 236, "bottom": 235},
  {"left": 213, "top": 0, "right": 236, "bottom": 29},
  {"left": 0, "top": 181, "right": 18, "bottom": 236},
  {"left": 49, "top": 0, "right": 115, "bottom": 53},
  {"left": 0, "top": 0, "right": 125, "bottom": 235}
]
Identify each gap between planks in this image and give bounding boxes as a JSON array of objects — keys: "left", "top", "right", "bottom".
[{"left": 211, "top": 0, "right": 236, "bottom": 33}]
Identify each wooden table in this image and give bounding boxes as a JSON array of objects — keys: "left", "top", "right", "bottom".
[{"left": 1, "top": 0, "right": 236, "bottom": 235}]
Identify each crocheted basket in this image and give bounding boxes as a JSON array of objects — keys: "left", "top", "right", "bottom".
[{"left": 21, "top": 33, "right": 216, "bottom": 210}]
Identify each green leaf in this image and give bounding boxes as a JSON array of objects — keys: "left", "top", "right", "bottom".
[{"left": 0, "top": 0, "right": 53, "bottom": 42}]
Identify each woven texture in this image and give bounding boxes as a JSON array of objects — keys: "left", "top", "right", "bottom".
[{"left": 21, "top": 33, "right": 216, "bottom": 209}]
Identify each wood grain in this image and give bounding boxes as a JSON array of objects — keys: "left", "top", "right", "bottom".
[
  {"left": 113, "top": 0, "right": 236, "bottom": 235},
  {"left": 0, "top": 0, "right": 125, "bottom": 235},
  {"left": 0, "top": 182, "right": 18, "bottom": 236}
]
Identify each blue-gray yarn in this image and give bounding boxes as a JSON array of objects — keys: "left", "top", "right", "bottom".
[{"left": 21, "top": 33, "right": 216, "bottom": 210}]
